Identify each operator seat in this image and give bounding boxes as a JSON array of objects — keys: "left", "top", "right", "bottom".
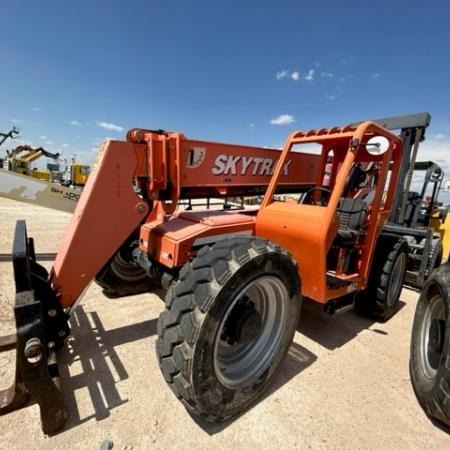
[{"left": 335, "top": 198, "right": 368, "bottom": 244}]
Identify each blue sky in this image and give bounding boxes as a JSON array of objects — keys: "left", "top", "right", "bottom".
[{"left": 1, "top": 0, "right": 449, "bottom": 201}]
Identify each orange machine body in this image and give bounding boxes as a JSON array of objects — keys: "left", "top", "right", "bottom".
[
  {"left": 51, "top": 131, "right": 319, "bottom": 308},
  {"left": 51, "top": 123, "right": 402, "bottom": 309}
]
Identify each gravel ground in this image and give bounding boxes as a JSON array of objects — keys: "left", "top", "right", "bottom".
[{"left": 0, "top": 196, "right": 449, "bottom": 449}]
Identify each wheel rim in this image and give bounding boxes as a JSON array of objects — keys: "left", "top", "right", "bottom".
[
  {"left": 213, "top": 275, "right": 289, "bottom": 389},
  {"left": 387, "top": 252, "right": 406, "bottom": 307},
  {"left": 419, "top": 294, "right": 446, "bottom": 380}
]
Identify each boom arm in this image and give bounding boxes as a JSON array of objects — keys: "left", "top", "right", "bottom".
[
  {"left": 13, "top": 146, "right": 60, "bottom": 163},
  {"left": 51, "top": 130, "right": 320, "bottom": 308}
]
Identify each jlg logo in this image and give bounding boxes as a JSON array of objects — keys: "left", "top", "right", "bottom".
[
  {"left": 187, "top": 147, "right": 206, "bottom": 168},
  {"left": 212, "top": 155, "right": 292, "bottom": 176}
]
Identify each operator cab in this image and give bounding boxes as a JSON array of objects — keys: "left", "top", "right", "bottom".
[
  {"left": 256, "top": 123, "right": 402, "bottom": 302},
  {"left": 291, "top": 143, "right": 388, "bottom": 277}
]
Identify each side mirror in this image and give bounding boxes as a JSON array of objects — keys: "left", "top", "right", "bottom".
[{"left": 366, "top": 136, "right": 390, "bottom": 155}]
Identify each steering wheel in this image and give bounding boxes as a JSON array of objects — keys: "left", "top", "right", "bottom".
[{"left": 300, "top": 187, "right": 332, "bottom": 206}]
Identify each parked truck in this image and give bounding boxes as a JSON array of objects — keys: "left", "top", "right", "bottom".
[
  {"left": 0, "top": 113, "right": 448, "bottom": 433},
  {"left": 60, "top": 157, "right": 91, "bottom": 188}
]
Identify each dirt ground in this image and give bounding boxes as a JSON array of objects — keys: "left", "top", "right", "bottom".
[{"left": 0, "top": 196, "right": 449, "bottom": 449}]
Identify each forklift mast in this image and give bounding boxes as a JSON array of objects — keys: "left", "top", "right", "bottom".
[{"left": 361, "top": 112, "right": 431, "bottom": 224}]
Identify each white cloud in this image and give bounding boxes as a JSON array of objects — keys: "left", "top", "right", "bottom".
[
  {"left": 276, "top": 70, "right": 289, "bottom": 80},
  {"left": 270, "top": 114, "right": 295, "bottom": 126},
  {"left": 33, "top": 107, "right": 41, "bottom": 112},
  {"left": 70, "top": 120, "right": 83, "bottom": 126},
  {"left": 325, "top": 94, "right": 337, "bottom": 100},
  {"left": 434, "top": 134, "right": 446, "bottom": 140},
  {"left": 276, "top": 68, "right": 318, "bottom": 82},
  {"left": 305, "top": 69, "right": 315, "bottom": 82},
  {"left": 11, "top": 118, "right": 24, "bottom": 124},
  {"left": 321, "top": 72, "right": 334, "bottom": 78},
  {"left": 96, "top": 121, "right": 123, "bottom": 132},
  {"left": 249, "top": 123, "right": 254, "bottom": 128},
  {"left": 371, "top": 72, "right": 380, "bottom": 80},
  {"left": 40, "top": 135, "right": 47, "bottom": 140},
  {"left": 291, "top": 71, "right": 300, "bottom": 81},
  {"left": 45, "top": 140, "right": 54, "bottom": 145},
  {"left": 62, "top": 143, "right": 70, "bottom": 148}
]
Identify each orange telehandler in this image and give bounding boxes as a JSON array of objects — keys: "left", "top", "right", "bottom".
[{"left": 0, "top": 114, "right": 445, "bottom": 433}]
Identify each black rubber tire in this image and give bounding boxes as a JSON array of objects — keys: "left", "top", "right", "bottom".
[
  {"left": 428, "top": 238, "right": 443, "bottom": 275},
  {"left": 156, "top": 237, "right": 301, "bottom": 421},
  {"left": 95, "top": 236, "right": 157, "bottom": 298},
  {"left": 356, "top": 235, "right": 408, "bottom": 321},
  {"left": 410, "top": 264, "right": 450, "bottom": 427}
]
